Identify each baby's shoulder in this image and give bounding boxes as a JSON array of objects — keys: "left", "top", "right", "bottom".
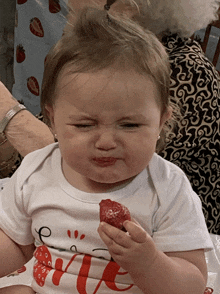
[
  {"left": 149, "top": 153, "right": 185, "bottom": 181},
  {"left": 148, "top": 154, "right": 192, "bottom": 201},
  {"left": 17, "top": 143, "right": 59, "bottom": 181}
]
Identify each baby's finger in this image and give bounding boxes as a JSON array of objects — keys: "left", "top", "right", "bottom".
[
  {"left": 98, "top": 222, "right": 131, "bottom": 248},
  {"left": 98, "top": 224, "right": 113, "bottom": 246},
  {"left": 97, "top": 226, "right": 124, "bottom": 255},
  {"left": 123, "top": 221, "right": 147, "bottom": 243},
  {"left": 130, "top": 217, "right": 141, "bottom": 226}
]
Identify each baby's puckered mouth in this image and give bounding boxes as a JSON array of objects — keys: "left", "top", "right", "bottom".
[{"left": 92, "top": 157, "right": 118, "bottom": 167}]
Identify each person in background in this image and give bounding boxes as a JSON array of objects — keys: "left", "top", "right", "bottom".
[
  {"left": 129, "top": 0, "right": 220, "bottom": 235},
  {"left": 0, "top": 0, "right": 219, "bottom": 233}
]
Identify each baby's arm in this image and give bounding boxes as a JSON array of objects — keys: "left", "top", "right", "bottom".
[
  {"left": 0, "top": 285, "right": 35, "bottom": 294},
  {"left": 98, "top": 221, "right": 207, "bottom": 294},
  {"left": 0, "top": 229, "right": 35, "bottom": 278}
]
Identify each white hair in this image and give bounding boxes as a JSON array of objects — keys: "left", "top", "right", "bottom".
[
  {"left": 127, "top": 0, "right": 220, "bottom": 38},
  {"left": 67, "top": 0, "right": 220, "bottom": 38}
]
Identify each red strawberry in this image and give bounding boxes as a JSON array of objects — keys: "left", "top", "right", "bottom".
[
  {"left": 30, "top": 17, "right": 44, "bottom": 38},
  {"left": 17, "top": 0, "right": 28, "bottom": 4},
  {"left": 27, "top": 76, "right": 40, "bottom": 96},
  {"left": 49, "top": 0, "right": 61, "bottom": 13},
  {"left": 34, "top": 245, "right": 52, "bottom": 287},
  {"left": 99, "top": 199, "right": 131, "bottom": 230},
  {"left": 16, "top": 45, "right": 26, "bottom": 63}
]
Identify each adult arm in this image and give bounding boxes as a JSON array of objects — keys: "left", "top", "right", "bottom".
[
  {"left": 0, "top": 82, "right": 54, "bottom": 157},
  {"left": 0, "top": 229, "right": 35, "bottom": 277}
]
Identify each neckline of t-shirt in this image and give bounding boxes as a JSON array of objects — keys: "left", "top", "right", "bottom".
[{"left": 52, "top": 145, "right": 148, "bottom": 204}]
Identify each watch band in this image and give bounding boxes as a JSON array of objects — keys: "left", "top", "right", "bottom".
[{"left": 0, "top": 104, "right": 26, "bottom": 134}]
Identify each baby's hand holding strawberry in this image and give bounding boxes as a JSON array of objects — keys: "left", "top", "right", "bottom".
[{"left": 98, "top": 218, "right": 159, "bottom": 278}]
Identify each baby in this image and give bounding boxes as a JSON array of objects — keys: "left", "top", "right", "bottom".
[{"left": 0, "top": 2, "right": 212, "bottom": 294}]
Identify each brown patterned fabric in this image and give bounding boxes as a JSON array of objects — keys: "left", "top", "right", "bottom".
[{"left": 160, "top": 34, "right": 220, "bottom": 235}]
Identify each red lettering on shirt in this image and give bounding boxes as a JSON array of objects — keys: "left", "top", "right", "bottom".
[{"left": 34, "top": 245, "right": 133, "bottom": 292}]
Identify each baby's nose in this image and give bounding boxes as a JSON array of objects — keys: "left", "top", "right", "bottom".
[{"left": 95, "top": 129, "right": 117, "bottom": 150}]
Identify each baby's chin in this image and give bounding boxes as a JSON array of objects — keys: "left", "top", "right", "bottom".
[{"left": 89, "top": 175, "right": 136, "bottom": 191}]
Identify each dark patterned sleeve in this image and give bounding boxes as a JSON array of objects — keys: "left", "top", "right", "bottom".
[{"left": 159, "top": 36, "right": 220, "bottom": 235}]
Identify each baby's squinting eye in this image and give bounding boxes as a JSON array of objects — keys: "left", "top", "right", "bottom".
[
  {"left": 72, "top": 123, "right": 141, "bottom": 130},
  {"left": 120, "top": 123, "right": 141, "bottom": 128},
  {"left": 74, "top": 124, "right": 94, "bottom": 129}
]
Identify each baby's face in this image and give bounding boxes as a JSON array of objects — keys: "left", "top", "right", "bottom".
[{"left": 47, "top": 66, "right": 168, "bottom": 192}]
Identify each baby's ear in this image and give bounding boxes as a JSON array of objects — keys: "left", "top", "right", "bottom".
[{"left": 160, "top": 106, "right": 172, "bottom": 128}]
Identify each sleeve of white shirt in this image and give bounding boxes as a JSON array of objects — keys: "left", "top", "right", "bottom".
[
  {"left": 149, "top": 154, "right": 213, "bottom": 253},
  {"left": 0, "top": 169, "right": 34, "bottom": 246},
  {"left": 0, "top": 143, "right": 57, "bottom": 246}
]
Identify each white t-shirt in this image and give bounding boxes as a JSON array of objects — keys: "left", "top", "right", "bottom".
[{"left": 0, "top": 143, "right": 213, "bottom": 293}]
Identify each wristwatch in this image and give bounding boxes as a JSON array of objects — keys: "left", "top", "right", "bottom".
[{"left": 0, "top": 104, "right": 26, "bottom": 134}]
